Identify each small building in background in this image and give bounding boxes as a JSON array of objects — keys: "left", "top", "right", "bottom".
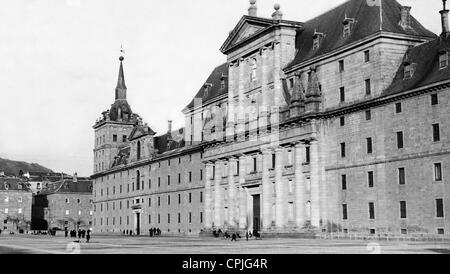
[
  {"left": 0, "top": 178, "right": 33, "bottom": 233},
  {"left": 32, "top": 174, "right": 93, "bottom": 231}
]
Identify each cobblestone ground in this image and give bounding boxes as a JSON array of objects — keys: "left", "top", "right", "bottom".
[{"left": 0, "top": 234, "right": 449, "bottom": 254}]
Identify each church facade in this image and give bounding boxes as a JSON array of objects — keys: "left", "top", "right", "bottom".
[{"left": 92, "top": 0, "right": 450, "bottom": 237}]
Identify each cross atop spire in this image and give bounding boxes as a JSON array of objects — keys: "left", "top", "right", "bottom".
[{"left": 115, "top": 47, "right": 127, "bottom": 100}]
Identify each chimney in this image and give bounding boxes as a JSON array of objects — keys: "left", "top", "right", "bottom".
[
  {"left": 441, "top": 0, "right": 449, "bottom": 35},
  {"left": 399, "top": 6, "right": 412, "bottom": 29},
  {"left": 168, "top": 120, "right": 173, "bottom": 134},
  {"left": 73, "top": 173, "right": 78, "bottom": 183},
  {"left": 272, "top": 4, "right": 283, "bottom": 20},
  {"left": 248, "top": 0, "right": 257, "bottom": 17}
]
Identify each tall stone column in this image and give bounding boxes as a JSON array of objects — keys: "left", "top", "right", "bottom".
[
  {"left": 310, "top": 140, "right": 321, "bottom": 228},
  {"left": 259, "top": 47, "right": 269, "bottom": 133},
  {"left": 273, "top": 41, "right": 282, "bottom": 108},
  {"left": 238, "top": 155, "right": 248, "bottom": 230},
  {"left": 294, "top": 143, "right": 306, "bottom": 228},
  {"left": 226, "top": 62, "right": 236, "bottom": 141},
  {"left": 275, "top": 147, "right": 286, "bottom": 229},
  {"left": 228, "top": 157, "right": 238, "bottom": 227},
  {"left": 261, "top": 148, "right": 272, "bottom": 230},
  {"left": 237, "top": 58, "right": 246, "bottom": 141},
  {"left": 204, "top": 162, "right": 214, "bottom": 230},
  {"left": 214, "top": 161, "right": 224, "bottom": 228}
]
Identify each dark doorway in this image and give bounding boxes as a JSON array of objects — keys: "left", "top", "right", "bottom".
[
  {"left": 136, "top": 213, "right": 141, "bottom": 236},
  {"left": 252, "top": 194, "right": 261, "bottom": 232}
]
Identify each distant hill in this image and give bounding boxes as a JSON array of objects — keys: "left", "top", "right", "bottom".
[{"left": 0, "top": 157, "right": 53, "bottom": 176}]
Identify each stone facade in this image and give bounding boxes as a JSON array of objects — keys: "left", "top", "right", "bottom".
[
  {"left": 0, "top": 178, "right": 33, "bottom": 232},
  {"left": 93, "top": 0, "right": 450, "bottom": 237},
  {"left": 32, "top": 179, "right": 93, "bottom": 230}
]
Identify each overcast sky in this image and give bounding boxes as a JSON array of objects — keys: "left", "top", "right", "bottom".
[{"left": 0, "top": 0, "right": 444, "bottom": 176}]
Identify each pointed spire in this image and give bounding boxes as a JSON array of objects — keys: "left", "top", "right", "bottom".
[{"left": 115, "top": 47, "right": 127, "bottom": 100}]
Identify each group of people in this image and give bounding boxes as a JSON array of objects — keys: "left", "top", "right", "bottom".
[
  {"left": 212, "top": 229, "right": 262, "bottom": 242},
  {"left": 149, "top": 227, "right": 161, "bottom": 237},
  {"left": 65, "top": 228, "right": 92, "bottom": 243}
]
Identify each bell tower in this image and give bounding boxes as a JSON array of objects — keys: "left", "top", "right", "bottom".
[{"left": 92, "top": 51, "right": 137, "bottom": 174}]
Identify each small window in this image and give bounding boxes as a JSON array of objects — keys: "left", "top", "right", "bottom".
[
  {"left": 339, "top": 60, "right": 345, "bottom": 73},
  {"left": 397, "top": 131, "right": 404, "bottom": 149},
  {"left": 401, "top": 229, "right": 408, "bottom": 235},
  {"left": 369, "top": 202, "right": 375, "bottom": 220},
  {"left": 439, "top": 51, "right": 449, "bottom": 69},
  {"left": 365, "top": 110, "right": 372, "bottom": 121},
  {"left": 438, "top": 228, "right": 445, "bottom": 235},
  {"left": 340, "top": 117, "right": 345, "bottom": 127},
  {"left": 436, "top": 199, "right": 444, "bottom": 218},
  {"left": 113, "top": 135, "right": 117, "bottom": 142},
  {"left": 368, "top": 171, "right": 374, "bottom": 188},
  {"left": 289, "top": 78, "right": 294, "bottom": 89},
  {"left": 364, "top": 50, "right": 370, "bottom": 62},
  {"left": 431, "top": 94, "right": 439, "bottom": 105},
  {"left": 434, "top": 163, "right": 443, "bottom": 182},
  {"left": 122, "top": 135, "right": 127, "bottom": 142},
  {"left": 340, "top": 87, "right": 345, "bottom": 103},
  {"left": 404, "top": 64, "right": 414, "bottom": 79},
  {"left": 365, "top": 79, "right": 371, "bottom": 95},
  {"left": 342, "top": 204, "right": 348, "bottom": 220},
  {"left": 366, "top": 138, "right": 373, "bottom": 154},
  {"left": 398, "top": 168, "right": 406, "bottom": 185},
  {"left": 433, "top": 124, "right": 440, "bottom": 142},
  {"left": 400, "top": 201, "right": 407, "bottom": 219},
  {"left": 341, "top": 174, "right": 347, "bottom": 190},
  {"left": 340, "top": 143, "right": 346, "bottom": 158},
  {"left": 395, "top": 103, "right": 402, "bottom": 113}
]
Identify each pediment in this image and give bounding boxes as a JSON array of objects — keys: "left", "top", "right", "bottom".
[
  {"left": 220, "top": 16, "right": 274, "bottom": 54},
  {"left": 129, "top": 125, "right": 155, "bottom": 141}
]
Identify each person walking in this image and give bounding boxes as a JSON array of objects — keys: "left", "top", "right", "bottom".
[
  {"left": 65, "top": 229, "right": 68, "bottom": 238},
  {"left": 245, "top": 231, "right": 249, "bottom": 241},
  {"left": 86, "top": 229, "right": 91, "bottom": 243},
  {"left": 231, "top": 233, "right": 237, "bottom": 242}
]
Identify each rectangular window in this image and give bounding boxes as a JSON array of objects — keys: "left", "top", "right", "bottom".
[
  {"left": 168, "top": 214, "right": 170, "bottom": 224},
  {"left": 438, "top": 228, "right": 445, "bottom": 235},
  {"left": 366, "top": 138, "right": 373, "bottom": 154},
  {"left": 398, "top": 168, "right": 406, "bottom": 185},
  {"left": 433, "top": 124, "right": 440, "bottom": 142},
  {"left": 431, "top": 94, "right": 439, "bottom": 106},
  {"left": 436, "top": 199, "right": 444, "bottom": 218},
  {"left": 200, "top": 212, "right": 203, "bottom": 223},
  {"left": 342, "top": 204, "right": 348, "bottom": 220},
  {"left": 341, "top": 174, "right": 347, "bottom": 190},
  {"left": 200, "top": 170, "right": 203, "bottom": 181},
  {"left": 339, "top": 60, "right": 345, "bottom": 72},
  {"left": 158, "top": 196, "right": 161, "bottom": 206},
  {"left": 340, "top": 87, "right": 345, "bottom": 103},
  {"left": 439, "top": 52, "right": 448, "bottom": 69},
  {"left": 189, "top": 212, "right": 192, "bottom": 223},
  {"left": 189, "top": 172, "right": 192, "bottom": 182},
  {"left": 189, "top": 193, "right": 192, "bottom": 203},
  {"left": 364, "top": 50, "right": 370, "bottom": 62},
  {"left": 168, "top": 175, "right": 171, "bottom": 186},
  {"left": 253, "top": 158, "right": 257, "bottom": 172},
  {"left": 158, "top": 177, "right": 161, "bottom": 187},
  {"left": 122, "top": 135, "right": 127, "bottom": 142},
  {"left": 340, "top": 117, "right": 345, "bottom": 127},
  {"left": 178, "top": 213, "right": 181, "bottom": 223},
  {"left": 178, "top": 174, "right": 181, "bottom": 184},
  {"left": 340, "top": 143, "right": 346, "bottom": 158},
  {"left": 400, "top": 201, "right": 407, "bottom": 219},
  {"left": 306, "top": 147, "right": 310, "bottom": 163},
  {"left": 369, "top": 202, "right": 375, "bottom": 220},
  {"left": 368, "top": 171, "right": 374, "bottom": 188},
  {"left": 434, "top": 163, "right": 443, "bottom": 181},
  {"left": 365, "top": 110, "right": 372, "bottom": 121},
  {"left": 365, "top": 79, "right": 371, "bottom": 95},
  {"left": 200, "top": 192, "right": 203, "bottom": 203},
  {"left": 168, "top": 195, "right": 171, "bottom": 205},
  {"left": 395, "top": 102, "right": 402, "bottom": 113},
  {"left": 113, "top": 135, "right": 117, "bottom": 142},
  {"left": 272, "top": 154, "right": 276, "bottom": 169},
  {"left": 397, "top": 132, "right": 404, "bottom": 149}
]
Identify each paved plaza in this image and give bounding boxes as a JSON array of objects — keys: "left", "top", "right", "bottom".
[{"left": 0, "top": 234, "right": 449, "bottom": 254}]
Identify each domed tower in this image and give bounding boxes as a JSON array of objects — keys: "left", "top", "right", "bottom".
[{"left": 92, "top": 53, "right": 137, "bottom": 174}]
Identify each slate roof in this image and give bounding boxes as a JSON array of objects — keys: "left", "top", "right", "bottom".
[
  {"left": 285, "top": 0, "right": 436, "bottom": 70},
  {"left": 0, "top": 178, "right": 31, "bottom": 192},
  {"left": 385, "top": 35, "right": 450, "bottom": 95},
  {"left": 185, "top": 63, "right": 229, "bottom": 110},
  {"left": 154, "top": 128, "right": 186, "bottom": 154},
  {"left": 39, "top": 180, "right": 93, "bottom": 195}
]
